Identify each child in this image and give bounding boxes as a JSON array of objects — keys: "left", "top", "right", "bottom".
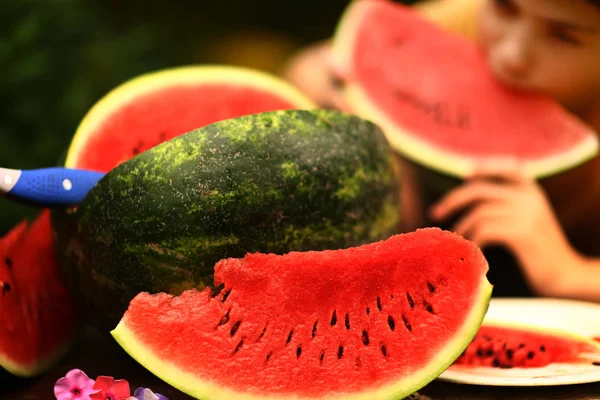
[{"left": 281, "top": 0, "right": 600, "bottom": 303}]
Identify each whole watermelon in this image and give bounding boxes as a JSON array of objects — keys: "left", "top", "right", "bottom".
[{"left": 56, "top": 109, "right": 401, "bottom": 331}]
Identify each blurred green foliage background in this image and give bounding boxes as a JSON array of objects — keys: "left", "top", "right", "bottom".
[{"left": 0, "top": 0, "right": 417, "bottom": 234}]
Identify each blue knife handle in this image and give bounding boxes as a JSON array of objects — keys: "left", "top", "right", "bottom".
[{"left": 2, "top": 167, "right": 105, "bottom": 207}]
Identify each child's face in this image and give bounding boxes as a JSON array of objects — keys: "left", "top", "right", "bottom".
[{"left": 479, "top": 0, "right": 600, "bottom": 114}]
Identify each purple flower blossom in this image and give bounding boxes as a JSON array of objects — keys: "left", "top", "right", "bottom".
[{"left": 128, "top": 387, "right": 168, "bottom": 400}]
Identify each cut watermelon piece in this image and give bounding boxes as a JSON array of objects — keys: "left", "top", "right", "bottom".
[
  {"left": 112, "top": 228, "right": 492, "bottom": 400},
  {"left": 0, "top": 210, "right": 76, "bottom": 377},
  {"left": 65, "top": 65, "right": 315, "bottom": 173},
  {"left": 332, "top": 0, "right": 598, "bottom": 178},
  {"left": 453, "top": 322, "right": 600, "bottom": 369}
]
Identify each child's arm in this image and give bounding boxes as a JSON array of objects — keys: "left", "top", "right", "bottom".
[
  {"left": 430, "top": 162, "right": 600, "bottom": 303},
  {"left": 560, "top": 257, "right": 600, "bottom": 303}
]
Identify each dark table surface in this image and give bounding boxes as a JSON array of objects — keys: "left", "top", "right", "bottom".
[{"left": 4, "top": 326, "right": 600, "bottom": 400}]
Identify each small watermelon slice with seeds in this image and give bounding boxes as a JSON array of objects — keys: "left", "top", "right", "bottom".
[
  {"left": 0, "top": 210, "right": 76, "bottom": 377},
  {"left": 112, "top": 228, "right": 492, "bottom": 400},
  {"left": 453, "top": 322, "right": 600, "bottom": 369}
]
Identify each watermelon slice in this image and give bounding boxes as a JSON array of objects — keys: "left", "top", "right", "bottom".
[
  {"left": 331, "top": 0, "right": 599, "bottom": 178},
  {"left": 453, "top": 322, "right": 600, "bottom": 369},
  {"left": 64, "top": 65, "right": 315, "bottom": 172},
  {"left": 0, "top": 210, "right": 76, "bottom": 377},
  {"left": 112, "top": 228, "right": 492, "bottom": 400}
]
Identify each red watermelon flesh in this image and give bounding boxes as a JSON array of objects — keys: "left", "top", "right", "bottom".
[
  {"left": 68, "top": 67, "right": 314, "bottom": 173},
  {"left": 112, "top": 228, "right": 492, "bottom": 400},
  {"left": 0, "top": 210, "right": 76, "bottom": 376},
  {"left": 332, "top": 0, "right": 598, "bottom": 178},
  {"left": 453, "top": 324, "right": 600, "bottom": 369}
]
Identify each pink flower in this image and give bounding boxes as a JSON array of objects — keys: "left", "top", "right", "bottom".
[
  {"left": 54, "top": 369, "right": 99, "bottom": 400},
  {"left": 90, "top": 376, "right": 131, "bottom": 400}
]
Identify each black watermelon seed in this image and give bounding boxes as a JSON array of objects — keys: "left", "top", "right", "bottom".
[
  {"left": 259, "top": 325, "right": 267, "bottom": 340},
  {"left": 387, "top": 316, "right": 396, "bottom": 331},
  {"left": 222, "top": 288, "right": 232, "bottom": 302},
  {"left": 423, "top": 300, "right": 434, "bottom": 314},
  {"left": 230, "top": 321, "right": 241, "bottom": 336},
  {"left": 427, "top": 282, "right": 436, "bottom": 293},
  {"left": 506, "top": 349, "right": 514, "bottom": 360},
  {"left": 492, "top": 358, "right": 500, "bottom": 367},
  {"left": 233, "top": 338, "right": 244, "bottom": 354},
  {"left": 337, "top": 346, "right": 344, "bottom": 359},
  {"left": 476, "top": 348, "right": 484, "bottom": 357},
  {"left": 210, "top": 283, "right": 225, "bottom": 298},
  {"left": 485, "top": 349, "right": 494, "bottom": 357},
  {"left": 377, "top": 297, "right": 382, "bottom": 311},
  {"left": 286, "top": 329, "right": 294, "bottom": 345},
  {"left": 345, "top": 313, "right": 350, "bottom": 330},
  {"left": 5, "top": 257, "right": 12, "bottom": 267},
  {"left": 296, "top": 347, "right": 302, "bottom": 358},
  {"left": 331, "top": 310, "right": 337, "bottom": 326},
  {"left": 362, "top": 330, "right": 370, "bottom": 346},
  {"left": 402, "top": 314, "right": 412, "bottom": 332},
  {"left": 381, "top": 345, "right": 388, "bottom": 358},
  {"left": 527, "top": 351, "right": 535, "bottom": 360},
  {"left": 540, "top": 345, "right": 546, "bottom": 352},
  {"left": 312, "top": 321, "right": 318, "bottom": 338},
  {"left": 406, "top": 292, "right": 415, "bottom": 309},
  {"left": 217, "top": 309, "right": 230, "bottom": 327}
]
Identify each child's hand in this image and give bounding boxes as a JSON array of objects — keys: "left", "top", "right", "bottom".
[{"left": 429, "top": 163, "right": 581, "bottom": 296}]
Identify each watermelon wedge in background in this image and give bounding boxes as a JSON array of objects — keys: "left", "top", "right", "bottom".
[
  {"left": 0, "top": 210, "right": 76, "bottom": 377},
  {"left": 112, "top": 228, "right": 492, "bottom": 400},
  {"left": 63, "top": 65, "right": 315, "bottom": 172},
  {"left": 331, "top": 0, "right": 598, "bottom": 179}
]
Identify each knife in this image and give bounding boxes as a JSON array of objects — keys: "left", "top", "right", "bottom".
[{"left": 0, "top": 167, "right": 105, "bottom": 207}]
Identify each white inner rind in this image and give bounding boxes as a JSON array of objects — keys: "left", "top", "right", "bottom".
[
  {"left": 64, "top": 65, "right": 316, "bottom": 168},
  {"left": 111, "top": 278, "right": 492, "bottom": 400}
]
